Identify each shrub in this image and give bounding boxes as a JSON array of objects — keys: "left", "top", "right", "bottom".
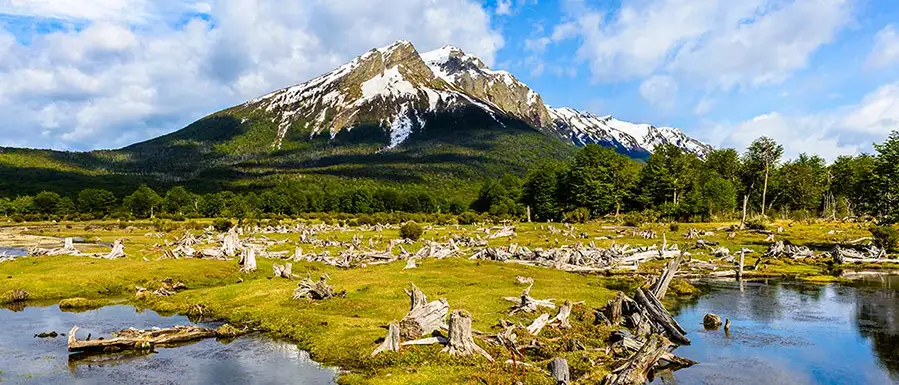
[
  {"left": 399, "top": 222, "right": 423, "bottom": 241},
  {"left": 744, "top": 217, "right": 768, "bottom": 230},
  {"left": 669, "top": 222, "right": 680, "bottom": 232},
  {"left": 457, "top": 212, "right": 479, "bottom": 225},
  {"left": 563, "top": 207, "right": 590, "bottom": 224},
  {"left": 871, "top": 225, "right": 899, "bottom": 253},
  {"left": 213, "top": 218, "right": 233, "bottom": 232}
]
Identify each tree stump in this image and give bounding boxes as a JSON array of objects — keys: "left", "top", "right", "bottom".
[
  {"left": 505, "top": 283, "right": 555, "bottom": 315},
  {"left": 223, "top": 227, "right": 240, "bottom": 257},
  {"left": 551, "top": 300, "right": 573, "bottom": 329},
  {"left": 239, "top": 248, "right": 257, "bottom": 273},
  {"left": 272, "top": 262, "right": 292, "bottom": 279},
  {"left": 526, "top": 313, "right": 551, "bottom": 335},
  {"left": 404, "top": 258, "right": 417, "bottom": 270},
  {"left": 549, "top": 357, "right": 570, "bottom": 385},
  {"left": 442, "top": 310, "right": 493, "bottom": 361},
  {"left": 399, "top": 298, "right": 449, "bottom": 340},
  {"left": 101, "top": 240, "right": 125, "bottom": 259},
  {"left": 371, "top": 321, "right": 400, "bottom": 356}
]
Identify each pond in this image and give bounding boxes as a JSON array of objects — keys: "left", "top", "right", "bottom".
[
  {"left": 0, "top": 305, "right": 338, "bottom": 384},
  {"left": 656, "top": 276, "right": 899, "bottom": 385}
]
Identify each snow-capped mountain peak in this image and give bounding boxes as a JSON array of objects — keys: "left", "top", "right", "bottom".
[{"left": 245, "top": 39, "right": 709, "bottom": 157}]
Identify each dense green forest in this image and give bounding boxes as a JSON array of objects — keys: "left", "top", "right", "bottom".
[{"left": 3, "top": 130, "right": 898, "bottom": 225}]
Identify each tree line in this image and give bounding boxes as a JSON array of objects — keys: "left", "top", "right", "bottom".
[{"left": 2, "top": 131, "right": 898, "bottom": 224}]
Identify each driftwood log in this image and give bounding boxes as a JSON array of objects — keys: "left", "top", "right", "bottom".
[
  {"left": 442, "top": 310, "right": 494, "bottom": 361},
  {"left": 603, "top": 334, "right": 673, "bottom": 385},
  {"left": 633, "top": 288, "right": 689, "bottom": 345},
  {"left": 67, "top": 324, "right": 243, "bottom": 353},
  {"left": 650, "top": 252, "right": 683, "bottom": 300}
]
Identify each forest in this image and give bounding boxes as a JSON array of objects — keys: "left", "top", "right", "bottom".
[{"left": 2, "top": 131, "right": 897, "bottom": 225}]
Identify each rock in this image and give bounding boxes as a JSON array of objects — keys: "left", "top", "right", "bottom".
[
  {"left": 35, "top": 331, "right": 58, "bottom": 338},
  {"left": 703, "top": 313, "right": 723, "bottom": 329}
]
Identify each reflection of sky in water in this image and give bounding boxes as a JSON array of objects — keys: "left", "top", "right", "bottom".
[
  {"left": 0, "top": 246, "right": 27, "bottom": 257},
  {"left": 654, "top": 278, "right": 899, "bottom": 385},
  {"left": 0, "top": 305, "right": 337, "bottom": 384}
]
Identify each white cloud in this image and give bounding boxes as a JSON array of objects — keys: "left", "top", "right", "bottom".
[
  {"left": 0, "top": 0, "right": 504, "bottom": 150},
  {"left": 693, "top": 97, "right": 714, "bottom": 115},
  {"left": 867, "top": 24, "right": 899, "bottom": 68},
  {"left": 700, "top": 82, "right": 899, "bottom": 161},
  {"left": 639, "top": 75, "right": 678, "bottom": 109},
  {"left": 553, "top": 0, "right": 851, "bottom": 90},
  {"left": 496, "top": 0, "right": 512, "bottom": 15}
]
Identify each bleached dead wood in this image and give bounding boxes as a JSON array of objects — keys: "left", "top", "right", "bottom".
[
  {"left": 98, "top": 240, "right": 125, "bottom": 259},
  {"left": 633, "top": 288, "right": 689, "bottom": 345},
  {"left": 442, "top": 310, "right": 494, "bottom": 361},
  {"left": 549, "top": 357, "right": 570, "bottom": 385},
  {"left": 67, "top": 324, "right": 243, "bottom": 353},
  {"left": 371, "top": 321, "right": 401, "bottom": 356},
  {"left": 505, "top": 283, "right": 556, "bottom": 315},
  {"left": 516, "top": 275, "right": 534, "bottom": 285},
  {"left": 293, "top": 275, "right": 345, "bottom": 300},
  {"left": 223, "top": 227, "right": 240, "bottom": 257},
  {"left": 650, "top": 252, "right": 683, "bottom": 300},
  {"left": 238, "top": 248, "right": 257, "bottom": 273},
  {"left": 602, "top": 334, "right": 674, "bottom": 385},
  {"left": 404, "top": 258, "right": 417, "bottom": 270},
  {"left": 272, "top": 262, "right": 293, "bottom": 279},
  {"left": 399, "top": 296, "right": 449, "bottom": 340},
  {"left": 526, "top": 313, "right": 551, "bottom": 335},
  {"left": 550, "top": 300, "right": 573, "bottom": 329}
]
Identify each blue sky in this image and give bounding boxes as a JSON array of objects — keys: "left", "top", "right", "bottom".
[{"left": 0, "top": 0, "right": 897, "bottom": 160}]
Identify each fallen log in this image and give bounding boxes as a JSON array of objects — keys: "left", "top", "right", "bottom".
[
  {"left": 442, "top": 310, "right": 494, "bottom": 361},
  {"left": 633, "top": 288, "right": 689, "bottom": 345},
  {"left": 650, "top": 252, "right": 683, "bottom": 300},
  {"left": 602, "top": 334, "right": 673, "bottom": 385},
  {"left": 526, "top": 313, "right": 551, "bottom": 335},
  {"left": 67, "top": 324, "right": 243, "bottom": 353}
]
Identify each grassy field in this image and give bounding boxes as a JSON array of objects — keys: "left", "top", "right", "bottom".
[{"left": 0, "top": 218, "right": 895, "bottom": 384}]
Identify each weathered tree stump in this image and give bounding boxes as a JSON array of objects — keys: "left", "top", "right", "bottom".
[
  {"left": 550, "top": 300, "right": 573, "bottom": 329},
  {"left": 399, "top": 297, "right": 449, "bottom": 340},
  {"left": 293, "top": 275, "right": 345, "bottom": 300},
  {"left": 404, "top": 258, "right": 417, "bottom": 270},
  {"left": 272, "top": 262, "right": 292, "bottom": 279},
  {"left": 442, "top": 310, "right": 493, "bottom": 361},
  {"left": 100, "top": 240, "right": 125, "bottom": 259},
  {"left": 223, "top": 227, "right": 240, "bottom": 257},
  {"left": 549, "top": 357, "right": 570, "bottom": 385},
  {"left": 239, "top": 248, "right": 257, "bottom": 273},
  {"left": 371, "top": 321, "right": 400, "bottom": 356}
]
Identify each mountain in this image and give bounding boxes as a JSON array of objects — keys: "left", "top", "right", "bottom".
[
  {"left": 0, "top": 40, "right": 710, "bottom": 197},
  {"left": 209, "top": 40, "right": 708, "bottom": 158}
]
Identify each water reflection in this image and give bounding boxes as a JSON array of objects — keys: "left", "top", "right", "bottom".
[
  {"left": 0, "top": 305, "right": 338, "bottom": 384},
  {"left": 657, "top": 276, "right": 899, "bottom": 384}
]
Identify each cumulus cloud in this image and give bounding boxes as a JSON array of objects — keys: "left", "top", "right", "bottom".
[
  {"left": 639, "top": 75, "right": 678, "bottom": 109},
  {"left": 0, "top": 0, "right": 504, "bottom": 150},
  {"left": 867, "top": 24, "right": 899, "bottom": 68},
  {"left": 550, "top": 0, "right": 852, "bottom": 90},
  {"left": 699, "top": 82, "right": 899, "bottom": 161}
]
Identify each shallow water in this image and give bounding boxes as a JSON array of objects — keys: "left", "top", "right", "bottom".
[
  {"left": 0, "top": 305, "right": 337, "bottom": 384},
  {"left": 655, "top": 276, "right": 899, "bottom": 385},
  {"left": 0, "top": 246, "right": 27, "bottom": 257}
]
